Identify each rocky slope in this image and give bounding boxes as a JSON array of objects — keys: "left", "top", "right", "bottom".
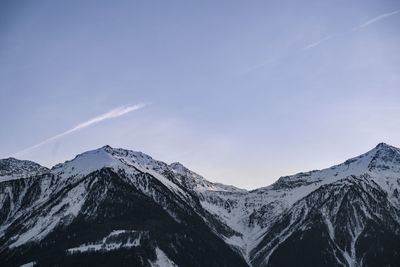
[
  {"left": 1, "top": 143, "right": 400, "bottom": 266},
  {"left": 196, "top": 143, "right": 400, "bottom": 266},
  {"left": 0, "top": 158, "right": 49, "bottom": 183},
  {"left": 0, "top": 146, "right": 246, "bottom": 267}
]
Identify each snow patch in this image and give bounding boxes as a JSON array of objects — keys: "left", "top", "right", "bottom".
[
  {"left": 67, "top": 230, "right": 142, "bottom": 254},
  {"left": 149, "top": 247, "right": 177, "bottom": 267},
  {"left": 9, "top": 182, "right": 87, "bottom": 248}
]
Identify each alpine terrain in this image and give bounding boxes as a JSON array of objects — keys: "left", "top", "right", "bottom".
[{"left": 1, "top": 143, "right": 400, "bottom": 267}]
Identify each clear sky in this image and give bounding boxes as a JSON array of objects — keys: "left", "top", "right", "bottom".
[{"left": 1, "top": 0, "right": 400, "bottom": 189}]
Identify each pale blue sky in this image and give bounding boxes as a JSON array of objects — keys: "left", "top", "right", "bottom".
[{"left": 1, "top": 0, "right": 400, "bottom": 189}]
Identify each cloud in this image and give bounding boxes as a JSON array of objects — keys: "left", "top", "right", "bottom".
[
  {"left": 351, "top": 9, "right": 400, "bottom": 32},
  {"left": 303, "top": 9, "right": 400, "bottom": 50},
  {"left": 13, "top": 103, "right": 148, "bottom": 157},
  {"left": 303, "top": 34, "right": 335, "bottom": 50}
]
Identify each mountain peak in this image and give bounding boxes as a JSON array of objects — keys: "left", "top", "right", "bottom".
[
  {"left": 101, "top": 144, "right": 113, "bottom": 151},
  {"left": 367, "top": 142, "right": 400, "bottom": 172},
  {"left": 326, "top": 142, "right": 400, "bottom": 174},
  {"left": 0, "top": 157, "right": 49, "bottom": 182},
  {"left": 374, "top": 142, "right": 396, "bottom": 151},
  {"left": 269, "top": 143, "right": 400, "bottom": 193},
  {"left": 376, "top": 142, "right": 389, "bottom": 148},
  {"left": 51, "top": 145, "right": 174, "bottom": 184}
]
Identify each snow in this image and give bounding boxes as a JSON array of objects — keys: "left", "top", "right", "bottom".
[
  {"left": 2, "top": 146, "right": 195, "bottom": 250},
  {"left": 51, "top": 148, "right": 120, "bottom": 179},
  {"left": 0, "top": 158, "right": 48, "bottom": 183},
  {"left": 67, "top": 230, "right": 142, "bottom": 254},
  {"left": 52, "top": 146, "right": 190, "bottom": 199},
  {"left": 324, "top": 216, "right": 335, "bottom": 241},
  {"left": 170, "top": 162, "right": 246, "bottom": 193},
  {"left": 121, "top": 158, "right": 189, "bottom": 198},
  {"left": 200, "top": 194, "right": 263, "bottom": 261},
  {"left": 9, "top": 182, "right": 87, "bottom": 248},
  {"left": 195, "top": 143, "right": 400, "bottom": 264},
  {"left": 149, "top": 247, "right": 177, "bottom": 267},
  {"left": 3, "top": 143, "right": 400, "bottom": 266},
  {"left": 19, "top": 262, "right": 36, "bottom": 267}
]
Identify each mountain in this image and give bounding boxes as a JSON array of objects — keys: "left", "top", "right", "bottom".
[
  {"left": 0, "top": 146, "right": 247, "bottom": 267},
  {"left": 197, "top": 143, "right": 400, "bottom": 266},
  {"left": 0, "top": 158, "right": 49, "bottom": 183},
  {"left": 1, "top": 143, "right": 400, "bottom": 266}
]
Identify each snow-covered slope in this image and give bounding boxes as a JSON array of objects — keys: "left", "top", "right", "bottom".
[
  {"left": 51, "top": 145, "right": 189, "bottom": 198},
  {"left": 250, "top": 174, "right": 400, "bottom": 266},
  {"left": 0, "top": 146, "right": 248, "bottom": 267},
  {"left": 248, "top": 142, "right": 400, "bottom": 226},
  {"left": 170, "top": 161, "right": 246, "bottom": 193},
  {"left": 1, "top": 143, "right": 400, "bottom": 266},
  {"left": 192, "top": 143, "right": 400, "bottom": 263},
  {"left": 0, "top": 158, "right": 49, "bottom": 182},
  {"left": 0, "top": 146, "right": 190, "bottom": 249}
]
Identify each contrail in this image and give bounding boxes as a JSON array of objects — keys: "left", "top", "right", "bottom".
[
  {"left": 351, "top": 9, "right": 400, "bottom": 32},
  {"left": 304, "top": 34, "right": 335, "bottom": 50},
  {"left": 303, "top": 9, "right": 400, "bottom": 50},
  {"left": 13, "top": 103, "right": 148, "bottom": 157}
]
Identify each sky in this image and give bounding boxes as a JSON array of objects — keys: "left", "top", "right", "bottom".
[{"left": 1, "top": 0, "right": 400, "bottom": 189}]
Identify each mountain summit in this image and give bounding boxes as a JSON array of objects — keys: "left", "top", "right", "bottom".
[
  {"left": 0, "top": 157, "right": 49, "bottom": 182},
  {"left": 1, "top": 143, "right": 400, "bottom": 266}
]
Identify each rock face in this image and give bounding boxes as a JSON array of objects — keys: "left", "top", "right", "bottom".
[
  {"left": 0, "top": 158, "right": 49, "bottom": 183},
  {"left": 1, "top": 143, "right": 400, "bottom": 266}
]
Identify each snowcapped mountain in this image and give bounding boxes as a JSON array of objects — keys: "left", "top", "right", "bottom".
[
  {"left": 169, "top": 162, "right": 246, "bottom": 193},
  {"left": 197, "top": 143, "right": 400, "bottom": 266},
  {"left": 1, "top": 143, "right": 400, "bottom": 266},
  {"left": 0, "top": 158, "right": 49, "bottom": 183},
  {"left": 0, "top": 146, "right": 247, "bottom": 267}
]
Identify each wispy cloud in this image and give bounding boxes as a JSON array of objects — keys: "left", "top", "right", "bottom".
[
  {"left": 303, "top": 9, "right": 400, "bottom": 50},
  {"left": 351, "top": 9, "right": 400, "bottom": 32},
  {"left": 13, "top": 103, "right": 148, "bottom": 157},
  {"left": 303, "top": 34, "right": 335, "bottom": 50}
]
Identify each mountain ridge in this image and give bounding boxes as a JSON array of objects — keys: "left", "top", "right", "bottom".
[
  {"left": 3, "top": 142, "right": 395, "bottom": 191},
  {"left": 1, "top": 142, "right": 400, "bottom": 266}
]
